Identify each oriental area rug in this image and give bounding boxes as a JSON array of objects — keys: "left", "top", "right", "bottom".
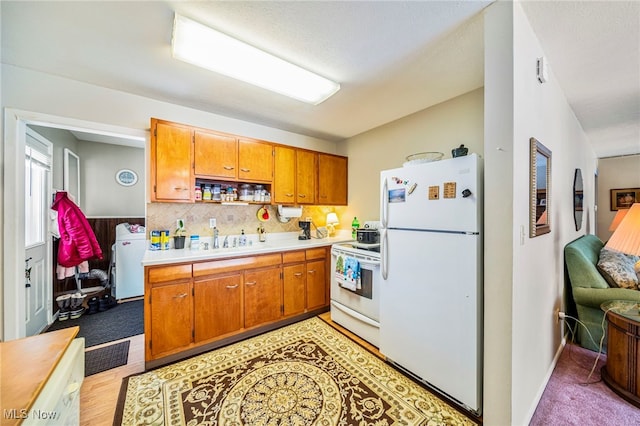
[{"left": 115, "top": 317, "right": 476, "bottom": 425}]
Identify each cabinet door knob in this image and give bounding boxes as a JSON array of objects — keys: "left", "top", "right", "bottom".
[
  {"left": 308, "top": 270, "right": 316, "bottom": 274},
  {"left": 286, "top": 193, "right": 294, "bottom": 197},
  {"left": 294, "top": 272, "right": 303, "bottom": 277},
  {"left": 226, "top": 284, "right": 239, "bottom": 289},
  {"left": 223, "top": 166, "right": 235, "bottom": 170},
  {"left": 240, "top": 168, "right": 250, "bottom": 172},
  {"left": 245, "top": 281, "right": 257, "bottom": 286},
  {"left": 298, "top": 194, "right": 306, "bottom": 198},
  {"left": 173, "top": 293, "right": 188, "bottom": 298}
]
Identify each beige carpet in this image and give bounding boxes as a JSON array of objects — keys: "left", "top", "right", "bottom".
[{"left": 115, "top": 317, "right": 476, "bottom": 425}]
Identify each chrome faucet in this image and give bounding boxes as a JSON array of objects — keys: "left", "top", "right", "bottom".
[
  {"left": 223, "top": 235, "right": 229, "bottom": 248},
  {"left": 213, "top": 227, "right": 219, "bottom": 249}
]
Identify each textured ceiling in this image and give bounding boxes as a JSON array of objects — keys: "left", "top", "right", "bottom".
[{"left": 2, "top": 1, "right": 638, "bottom": 157}]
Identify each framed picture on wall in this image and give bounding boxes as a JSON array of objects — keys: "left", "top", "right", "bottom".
[{"left": 610, "top": 188, "right": 640, "bottom": 211}]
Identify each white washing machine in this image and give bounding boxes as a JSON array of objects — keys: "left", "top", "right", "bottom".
[{"left": 114, "top": 223, "right": 146, "bottom": 300}]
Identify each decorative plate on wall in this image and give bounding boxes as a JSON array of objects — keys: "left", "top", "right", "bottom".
[{"left": 115, "top": 169, "right": 138, "bottom": 186}]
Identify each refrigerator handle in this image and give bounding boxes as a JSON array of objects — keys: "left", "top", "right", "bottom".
[
  {"left": 381, "top": 177, "right": 388, "bottom": 228},
  {"left": 381, "top": 228, "right": 388, "bottom": 280}
]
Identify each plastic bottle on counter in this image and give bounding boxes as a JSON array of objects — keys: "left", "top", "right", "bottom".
[
  {"left": 194, "top": 185, "right": 202, "bottom": 201},
  {"left": 351, "top": 217, "right": 360, "bottom": 239}
]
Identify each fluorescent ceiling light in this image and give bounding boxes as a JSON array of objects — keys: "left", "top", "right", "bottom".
[{"left": 172, "top": 14, "right": 340, "bottom": 105}]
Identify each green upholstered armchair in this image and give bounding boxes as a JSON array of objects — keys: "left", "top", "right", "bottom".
[{"left": 564, "top": 234, "right": 640, "bottom": 351}]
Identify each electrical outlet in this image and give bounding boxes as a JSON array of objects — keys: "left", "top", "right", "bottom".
[{"left": 209, "top": 218, "right": 216, "bottom": 228}]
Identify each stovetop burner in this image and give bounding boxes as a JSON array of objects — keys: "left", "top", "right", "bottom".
[{"left": 334, "top": 241, "right": 381, "bottom": 256}]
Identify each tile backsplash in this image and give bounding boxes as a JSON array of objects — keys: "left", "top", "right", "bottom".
[{"left": 146, "top": 203, "right": 347, "bottom": 237}]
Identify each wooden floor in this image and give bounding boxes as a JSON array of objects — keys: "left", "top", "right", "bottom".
[{"left": 79, "top": 312, "right": 381, "bottom": 425}]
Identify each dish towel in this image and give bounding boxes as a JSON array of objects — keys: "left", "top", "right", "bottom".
[{"left": 335, "top": 255, "right": 361, "bottom": 291}]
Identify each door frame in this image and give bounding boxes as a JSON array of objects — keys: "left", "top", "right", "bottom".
[{"left": 3, "top": 108, "right": 146, "bottom": 340}]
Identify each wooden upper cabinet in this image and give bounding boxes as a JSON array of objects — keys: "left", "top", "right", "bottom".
[
  {"left": 151, "top": 119, "right": 194, "bottom": 202},
  {"left": 194, "top": 131, "right": 237, "bottom": 179},
  {"left": 238, "top": 139, "right": 273, "bottom": 182},
  {"left": 273, "top": 146, "right": 296, "bottom": 204},
  {"left": 296, "top": 150, "right": 317, "bottom": 204},
  {"left": 317, "top": 153, "right": 348, "bottom": 205}
]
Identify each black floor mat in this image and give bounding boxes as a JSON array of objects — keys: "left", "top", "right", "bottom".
[
  {"left": 47, "top": 299, "right": 143, "bottom": 347},
  {"left": 85, "top": 340, "right": 130, "bottom": 376}
]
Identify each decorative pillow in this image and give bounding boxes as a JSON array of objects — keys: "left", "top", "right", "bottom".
[{"left": 597, "top": 248, "right": 639, "bottom": 290}]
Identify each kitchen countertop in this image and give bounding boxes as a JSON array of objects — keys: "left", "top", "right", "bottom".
[{"left": 142, "top": 231, "right": 353, "bottom": 266}]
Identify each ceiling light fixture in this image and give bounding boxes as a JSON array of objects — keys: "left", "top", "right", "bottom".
[{"left": 172, "top": 14, "right": 340, "bottom": 105}]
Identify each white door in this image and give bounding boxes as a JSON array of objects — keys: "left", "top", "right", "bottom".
[{"left": 25, "top": 129, "right": 53, "bottom": 336}]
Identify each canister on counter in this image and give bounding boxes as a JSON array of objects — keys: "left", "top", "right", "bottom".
[
  {"left": 150, "top": 230, "right": 161, "bottom": 251},
  {"left": 160, "top": 230, "right": 170, "bottom": 250},
  {"left": 190, "top": 235, "right": 200, "bottom": 250}
]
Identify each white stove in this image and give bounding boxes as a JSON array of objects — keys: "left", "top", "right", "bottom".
[{"left": 330, "top": 238, "right": 381, "bottom": 347}]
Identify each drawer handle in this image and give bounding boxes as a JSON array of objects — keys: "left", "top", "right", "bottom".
[
  {"left": 64, "top": 382, "right": 81, "bottom": 406},
  {"left": 308, "top": 270, "right": 316, "bottom": 274},
  {"left": 223, "top": 165, "right": 235, "bottom": 170},
  {"left": 246, "top": 281, "right": 257, "bottom": 286},
  {"left": 319, "top": 195, "right": 327, "bottom": 198},
  {"left": 226, "top": 284, "right": 239, "bottom": 289},
  {"left": 173, "top": 293, "right": 188, "bottom": 299},
  {"left": 294, "top": 272, "right": 303, "bottom": 277},
  {"left": 174, "top": 187, "right": 189, "bottom": 191},
  {"left": 298, "top": 194, "right": 306, "bottom": 198},
  {"left": 240, "top": 168, "right": 250, "bottom": 172},
  {"left": 286, "top": 193, "right": 294, "bottom": 197}
]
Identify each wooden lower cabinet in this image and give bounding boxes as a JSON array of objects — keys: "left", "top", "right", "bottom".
[
  {"left": 244, "top": 266, "right": 282, "bottom": 328},
  {"left": 149, "top": 281, "right": 193, "bottom": 358},
  {"left": 306, "top": 259, "right": 326, "bottom": 310},
  {"left": 283, "top": 263, "right": 306, "bottom": 316},
  {"left": 145, "top": 248, "right": 329, "bottom": 365},
  {"left": 194, "top": 274, "right": 242, "bottom": 342}
]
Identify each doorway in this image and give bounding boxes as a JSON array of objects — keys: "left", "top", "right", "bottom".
[{"left": 3, "top": 109, "right": 146, "bottom": 340}]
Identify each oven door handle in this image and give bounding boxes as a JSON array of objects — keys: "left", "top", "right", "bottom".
[
  {"left": 330, "top": 301, "right": 380, "bottom": 328},
  {"left": 381, "top": 228, "right": 388, "bottom": 280}
]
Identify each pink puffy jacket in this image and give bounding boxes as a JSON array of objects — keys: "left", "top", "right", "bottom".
[{"left": 51, "top": 191, "right": 103, "bottom": 267}]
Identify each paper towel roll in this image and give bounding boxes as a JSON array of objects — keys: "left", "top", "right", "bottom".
[{"left": 277, "top": 205, "right": 303, "bottom": 218}]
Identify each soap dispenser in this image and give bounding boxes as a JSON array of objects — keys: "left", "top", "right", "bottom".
[{"left": 239, "top": 229, "right": 247, "bottom": 246}]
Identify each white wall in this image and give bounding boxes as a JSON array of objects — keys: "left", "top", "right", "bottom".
[
  {"left": 596, "top": 155, "right": 640, "bottom": 241},
  {"left": 484, "top": 3, "right": 597, "bottom": 425},
  {"left": 78, "top": 142, "right": 145, "bottom": 217},
  {"left": 340, "top": 88, "right": 484, "bottom": 228},
  {"left": 2, "top": 65, "right": 338, "bottom": 154}
]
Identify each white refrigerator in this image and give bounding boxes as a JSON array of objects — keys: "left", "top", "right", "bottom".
[{"left": 379, "top": 153, "right": 482, "bottom": 414}]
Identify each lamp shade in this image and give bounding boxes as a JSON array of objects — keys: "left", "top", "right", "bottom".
[
  {"left": 605, "top": 203, "right": 640, "bottom": 256},
  {"left": 609, "top": 208, "right": 629, "bottom": 231},
  {"left": 326, "top": 212, "right": 339, "bottom": 225}
]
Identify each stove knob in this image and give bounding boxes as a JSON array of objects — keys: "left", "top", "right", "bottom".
[{"left": 462, "top": 189, "right": 472, "bottom": 198}]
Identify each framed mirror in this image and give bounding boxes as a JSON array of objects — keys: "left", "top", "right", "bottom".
[
  {"left": 573, "top": 168, "right": 584, "bottom": 231},
  {"left": 64, "top": 148, "right": 80, "bottom": 206},
  {"left": 530, "top": 137, "right": 551, "bottom": 237}
]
